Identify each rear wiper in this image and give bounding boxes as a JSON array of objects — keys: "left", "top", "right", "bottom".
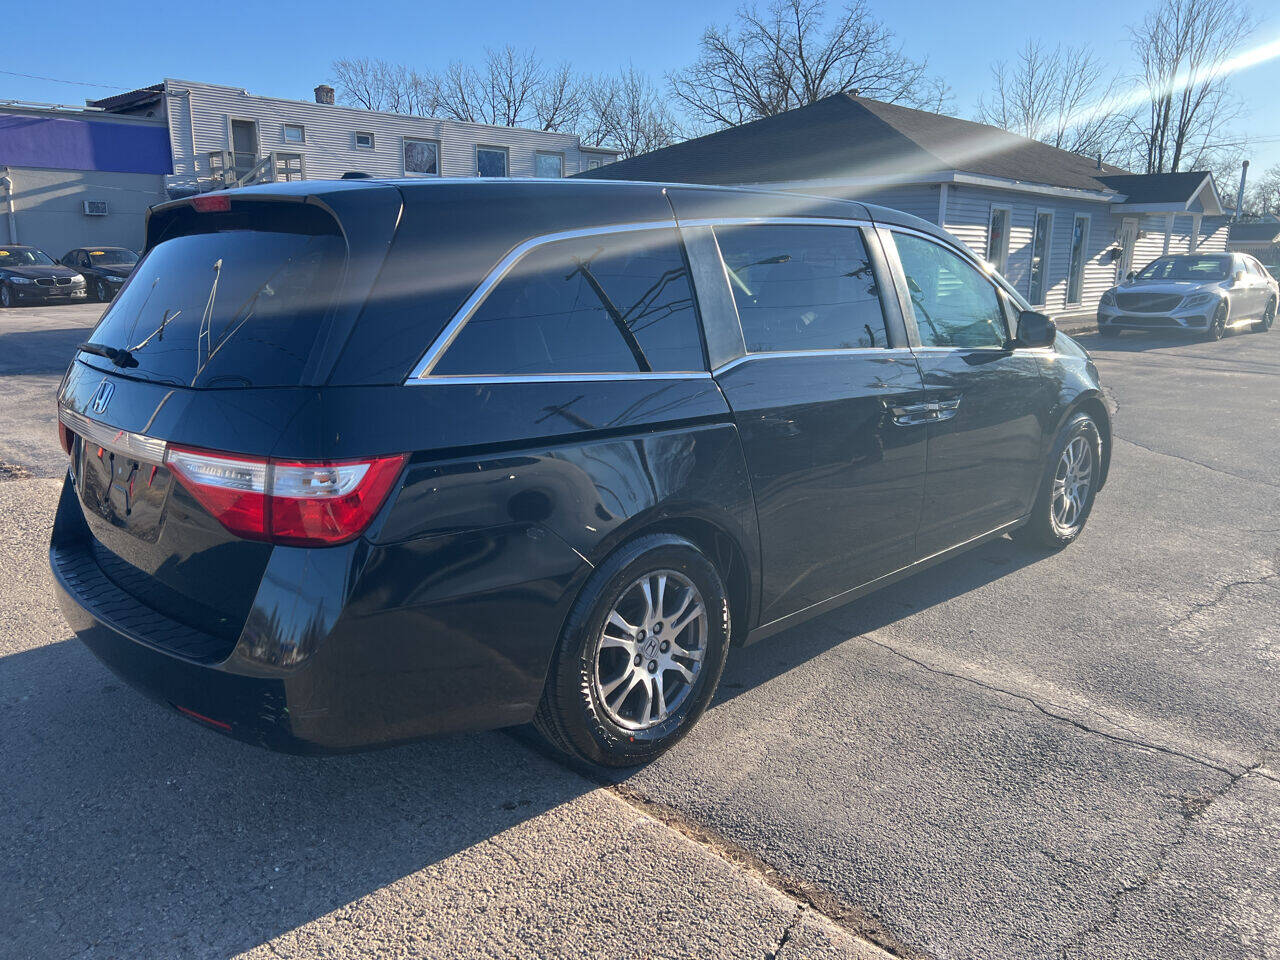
[{"left": 77, "top": 341, "right": 138, "bottom": 369}]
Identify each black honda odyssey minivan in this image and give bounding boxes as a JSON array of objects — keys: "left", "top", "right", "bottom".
[{"left": 52, "top": 179, "right": 1110, "bottom": 766}]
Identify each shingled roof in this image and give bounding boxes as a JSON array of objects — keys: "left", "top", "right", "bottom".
[
  {"left": 584, "top": 93, "right": 1217, "bottom": 208},
  {"left": 1228, "top": 221, "right": 1280, "bottom": 243}
]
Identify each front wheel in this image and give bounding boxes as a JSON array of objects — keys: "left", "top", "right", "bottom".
[
  {"left": 0, "top": 284, "right": 12, "bottom": 309},
  {"left": 1205, "top": 302, "right": 1227, "bottom": 341},
  {"left": 95, "top": 279, "right": 109, "bottom": 303},
  {"left": 534, "top": 534, "right": 731, "bottom": 768},
  {"left": 1013, "top": 413, "right": 1103, "bottom": 549},
  {"left": 1254, "top": 298, "right": 1275, "bottom": 333}
]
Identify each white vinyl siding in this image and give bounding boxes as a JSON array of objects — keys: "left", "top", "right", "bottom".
[{"left": 160, "top": 78, "right": 619, "bottom": 189}]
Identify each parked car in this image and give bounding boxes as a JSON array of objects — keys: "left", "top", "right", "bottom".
[
  {"left": 59, "top": 247, "right": 139, "bottom": 302},
  {"left": 1097, "top": 252, "right": 1277, "bottom": 340},
  {"left": 0, "top": 245, "right": 87, "bottom": 307},
  {"left": 51, "top": 180, "right": 1111, "bottom": 767}
]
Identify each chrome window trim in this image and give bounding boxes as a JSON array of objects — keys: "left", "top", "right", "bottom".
[
  {"left": 419, "top": 372, "right": 713, "bottom": 385},
  {"left": 407, "top": 215, "right": 893, "bottom": 387},
  {"left": 59, "top": 408, "right": 167, "bottom": 464},
  {"left": 714, "top": 346, "right": 915, "bottom": 375},
  {"left": 407, "top": 221, "right": 700, "bottom": 384}
]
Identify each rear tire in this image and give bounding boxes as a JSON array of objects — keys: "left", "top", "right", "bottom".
[
  {"left": 1254, "top": 298, "right": 1275, "bottom": 333},
  {"left": 1013, "top": 412, "right": 1102, "bottom": 550},
  {"left": 534, "top": 534, "right": 731, "bottom": 768}
]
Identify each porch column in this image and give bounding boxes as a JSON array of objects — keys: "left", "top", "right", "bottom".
[
  {"left": 1190, "top": 213, "right": 1202, "bottom": 252},
  {"left": 1162, "top": 213, "right": 1174, "bottom": 254}
]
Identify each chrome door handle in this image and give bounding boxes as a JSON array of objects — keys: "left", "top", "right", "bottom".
[{"left": 889, "top": 396, "right": 961, "bottom": 426}]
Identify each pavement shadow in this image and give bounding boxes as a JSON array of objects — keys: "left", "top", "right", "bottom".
[
  {"left": 0, "top": 325, "right": 93, "bottom": 376},
  {"left": 1, "top": 638, "right": 592, "bottom": 958},
  {"left": 1070, "top": 329, "right": 1225, "bottom": 355},
  {"left": 711, "top": 533, "right": 1048, "bottom": 709}
]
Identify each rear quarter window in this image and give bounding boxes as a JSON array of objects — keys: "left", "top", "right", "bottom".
[{"left": 430, "top": 228, "right": 704, "bottom": 376}]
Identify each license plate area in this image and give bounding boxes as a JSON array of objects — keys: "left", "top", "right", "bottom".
[{"left": 74, "top": 436, "right": 170, "bottom": 543}]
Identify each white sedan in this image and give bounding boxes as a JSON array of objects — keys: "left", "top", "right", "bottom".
[{"left": 1097, "top": 252, "right": 1277, "bottom": 340}]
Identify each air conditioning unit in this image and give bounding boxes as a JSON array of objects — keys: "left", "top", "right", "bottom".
[{"left": 83, "top": 200, "right": 109, "bottom": 217}]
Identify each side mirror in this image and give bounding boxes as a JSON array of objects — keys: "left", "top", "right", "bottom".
[
  {"left": 1233, "top": 269, "right": 1246, "bottom": 283},
  {"left": 1016, "top": 310, "right": 1057, "bottom": 348},
  {"left": 1126, "top": 271, "right": 1137, "bottom": 282}
]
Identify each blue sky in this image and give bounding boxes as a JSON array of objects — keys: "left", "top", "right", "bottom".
[{"left": 4, "top": 0, "right": 1278, "bottom": 176}]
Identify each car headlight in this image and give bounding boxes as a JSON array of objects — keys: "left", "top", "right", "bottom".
[
  {"left": 1183, "top": 292, "right": 1216, "bottom": 308},
  {"left": 69, "top": 273, "right": 85, "bottom": 285},
  {"left": 105, "top": 275, "right": 127, "bottom": 283},
  {"left": 1100, "top": 290, "right": 1116, "bottom": 306},
  {"left": 8, "top": 276, "right": 33, "bottom": 285}
]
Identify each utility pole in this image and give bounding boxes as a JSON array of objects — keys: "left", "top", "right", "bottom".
[{"left": 1234, "top": 160, "right": 1250, "bottom": 222}]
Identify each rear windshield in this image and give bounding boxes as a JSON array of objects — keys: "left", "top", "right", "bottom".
[
  {"left": 82, "top": 216, "right": 345, "bottom": 388},
  {"left": 1137, "top": 255, "right": 1231, "bottom": 282}
]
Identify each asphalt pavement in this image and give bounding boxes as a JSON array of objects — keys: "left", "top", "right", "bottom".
[{"left": 1, "top": 302, "right": 1276, "bottom": 959}]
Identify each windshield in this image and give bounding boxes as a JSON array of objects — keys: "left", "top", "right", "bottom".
[
  {"left": 0, "top": 247, "right": 55, "bottom": 266},
  {"left": 82, "top": 227, "right": 346, "bottom": 388},
  {"left": 1137, "top": 255, "right": 1231, "bottom": 282},
  {"left": 89, "top": 248, "right": 139, "bottom": 266}
]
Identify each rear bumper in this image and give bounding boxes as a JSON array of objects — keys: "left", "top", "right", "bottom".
[{"left": 51, "top": 478, "right": 589, "bottom": 754}]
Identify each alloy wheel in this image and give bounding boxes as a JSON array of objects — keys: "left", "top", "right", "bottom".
[
  {"left": 1263, "top": 300, "right": 1276, "bottom": 332},
  {"left": 1051, "top": 435, "right": 1093, "bottom": 536},
  {"left": 0, "top": 285, "right": 10, "bottom": 308},
  {"left": 96, "top": 280, "right": 108, "bottom": 302},
  {"left": 1207, "top": 305, "right": 1226, "bottom": 340},
  {"left": 592, "top": 569, "right": 706, "bottom": 731}
]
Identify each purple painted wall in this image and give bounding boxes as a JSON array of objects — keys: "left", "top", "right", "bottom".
[{"left": 0, "top": 112, "right": 171, "bottom": 175}]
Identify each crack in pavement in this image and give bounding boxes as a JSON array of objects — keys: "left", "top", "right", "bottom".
[
  {"left": 858, "top": 635, "right": 1240, "bottom": 779},
  {"left": 1054, "top": 759, "right": 1270, "bottom": 958},
  {"left": 1114, "top": 435, "right": 1280, "bottom": 489},
  {"left": 768, "top": 904, "right": 805, "bottom": 960},
  {"left": 1169, "top": 569, "right": 1280, "bottom": 628}
]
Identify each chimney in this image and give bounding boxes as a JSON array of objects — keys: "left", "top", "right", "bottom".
[{"left": 314, "top": 84, "right": 335, "bottom": 105}]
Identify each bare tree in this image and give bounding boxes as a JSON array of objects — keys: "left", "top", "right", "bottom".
[
  {"left": 976, "top": 42, "right": 1130, "bottom": 163},
  {"left": 669, "top": 0, "right": 948, "bottom": 130},
  {"left": 585, "top": 67, "right": 681, "bottom": 158},
  {"left": 330, "top": 57, "right": 436, "bottom": 115},
  {"left": 435, "top": 45, "right": 543, "bottom": 127},
  {"left": 535, "top": 62, "right": 588, "bottom": 133},
  {"left": 1244, "top": 162, "right": 1280, "bottom": 217},
  {"left": 1129, "top": 0, "right": 1252, "bottom": 174}
]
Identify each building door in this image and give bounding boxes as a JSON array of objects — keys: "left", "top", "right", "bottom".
[
  {"left": 230, "top": 120, "right": 258, "bottom": 181},
  {"left": 1116, "top": 218, "right": 1138, "bottom": 282},
  {"left": 1028, "top": 211, "right": 1053, "bottom": 306},
  {"left": 1066, "top": 214, "right": 1090, "bottom": 305}
]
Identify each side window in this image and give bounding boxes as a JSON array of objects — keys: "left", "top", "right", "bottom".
[
  {"left": 891, "top": 232, "right": 1008, "bottom": 348},
  {"left": 432, "top": 228, "right": 704, "bottom": 376},
  {"left": 712, "top": 224, "right": 889, "bottom": 352}
]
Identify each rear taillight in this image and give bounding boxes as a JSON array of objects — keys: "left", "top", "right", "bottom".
[{"left": 164, "top": 445, "right": 407, "bottom": 547}]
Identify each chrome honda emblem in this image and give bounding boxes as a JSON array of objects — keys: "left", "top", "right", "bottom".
[{"left": 90, "top": 379, "right": 114, "bottom": 415}]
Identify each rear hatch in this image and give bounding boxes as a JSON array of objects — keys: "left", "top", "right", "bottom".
[{"left": 57, "top": 185, "right": 404, "bottom": 660}]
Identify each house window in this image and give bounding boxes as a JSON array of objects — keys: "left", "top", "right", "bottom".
[
  {"left": 1067, "top": 214, "right": 1090, "bottom": 305},
  {"left": 403, "top": 138, "right": 439, "bottom": 176},
  {"left": 1028, "top": 211, "right": 1053, "bottom": 306},
  {"left": 535, "top": 152, "right": 564, "bottom": 178},
  {"left": 283, "top": 123, "right": 305, "bottom": 144},
  {"left": 587, "top": 159, "right": 602, "bottom": 170},
  {"left": 355, "top": 132, "right": 374, "bottom": 149},
  {"left": 986, "top": 206, "right": 1011, "bottom": 275},
  {"left": 477, "top": 146, "right": 508, "bottom": 178}
]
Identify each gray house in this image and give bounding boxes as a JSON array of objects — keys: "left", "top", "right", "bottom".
[
  {"left": 583, "top": 94, "right": 1227, "bottom": 317},
  {"left": 1226, "top": 219, "right": 1280, "bottom": 266},
  {"left": 92, "top": 79, "right": 619, "bottom": 196}
]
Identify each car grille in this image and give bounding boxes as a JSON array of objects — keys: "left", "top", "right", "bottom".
[
  {"left": 1115, "top": 292, "right": 1183, "bottom": 312},
  {"left": 1115, "top": 315, "right": 1181, "bottom": 327},
  {"left": 35, "top": 277, "right": 73, "bottom": 287}
]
